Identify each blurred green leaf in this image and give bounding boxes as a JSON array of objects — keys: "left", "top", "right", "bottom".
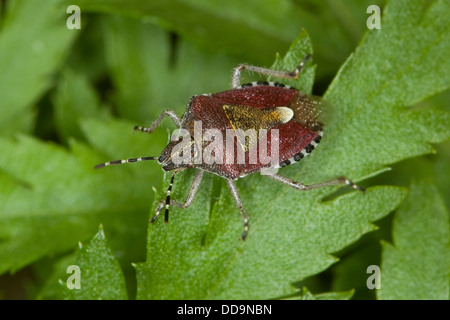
[
  {"left": 329, "top": 242, "right": 382, "bottom": 300},
  {"left": 75, "top": 0, "right": 384, "bottom": 81},
  {"left": 66, "top": 17, "right": 108, "bottom": 81},
  {"left": 102, "top": 15, "right": 239, "bottom": 122},
  {"left": 64, "top": 226, "right": 128, "bottom": 299},
  {"left": 378, "top": 181, "right": 450, "bottom": 300},
  {"left": 0, "top": 0, "right": 78, "bottom": 134},
  {"left": 34, "top": 254, "right": 76, "bottom": 300},
  {"left": 0, "top": 118, "right": 166, "bottom": 274},
  {"left": 53, "top": 68, "right": 108, "bottom": 144},
  {"left": 74, "top": 0, "right": 311, "bottom": 62}
]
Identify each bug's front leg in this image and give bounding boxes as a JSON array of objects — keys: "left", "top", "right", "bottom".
[
  {"left": 134, "top": 109, "right": 182, "bottom": 134},
  {"left": 150, "top": 170, "right": 204, "bottom": 224}
]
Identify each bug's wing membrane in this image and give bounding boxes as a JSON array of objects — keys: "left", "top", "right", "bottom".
[{"left": 288, "top": 93, "right": 325, "bottom": 132}]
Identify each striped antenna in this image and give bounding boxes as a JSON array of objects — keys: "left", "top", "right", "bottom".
[{"left": 94, "top": 156, "right": 158, "bottom": 169}]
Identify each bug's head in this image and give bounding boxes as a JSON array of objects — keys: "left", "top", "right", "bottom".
[
  {"left": 158, "top": 141, "right": 181, "bottom": 171},
  {"left": 158, "top": 129, "right": 195, "bottom": 171}
]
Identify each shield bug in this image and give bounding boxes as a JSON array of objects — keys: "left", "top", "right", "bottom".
[{"left": 95, "top": 54, "right": 364, "bottom": 240}]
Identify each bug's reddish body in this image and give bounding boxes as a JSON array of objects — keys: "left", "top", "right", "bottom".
[
  {"left": 94, "top": 56, "right": 363, "bottom": 240},
  {"left": 178, "top": 84, "right": 321, "bottom": 180}
]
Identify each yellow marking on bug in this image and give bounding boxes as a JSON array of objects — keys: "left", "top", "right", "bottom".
[{"left": 222, "top": 105, "right": 293, "bottom": 151}]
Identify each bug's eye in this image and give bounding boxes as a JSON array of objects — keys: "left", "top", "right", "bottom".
[
  {"left": 171, "top": 128, "right": 190, "bottom": 143},
  {"left": 171, "top": 134, "right": 182, "bottom": 142}
]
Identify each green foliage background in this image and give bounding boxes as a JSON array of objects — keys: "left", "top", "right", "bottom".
[{"left": 0, "top": 0, "right": 448, "bottom": 300}]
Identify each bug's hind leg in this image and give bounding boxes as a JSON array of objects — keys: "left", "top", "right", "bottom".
[
  {"left": 226, "top": 180, "right": 249, "bottom": 240},
  {"left": 231, "top": 54, "right": 311, "bottom": 88},
  {"left": 134, "top": 109, "right": 182, "bottom": 134},
  {"left": 265, "top": 173, "right": 365, "bottom": 192}
]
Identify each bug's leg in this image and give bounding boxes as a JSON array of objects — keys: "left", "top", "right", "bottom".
[
  {"left": 151, "top": 199, "right": 166, "bottom": 223},
  {"left": 150, "top": 170, "right": 179, "bottom": 224},
  {"left": 150, "top": 169, "right": 204, "bottom": 224},
  {"left": 266, "top": 174, "right": 365, "bottom": 192},
  {"left": 170, "top": 170, "right": 204, "bottom": 209},
  {"left": 94, "top": 156, "right": 158, "bottom": 169},
  {"left": 134, "top": 109, "right": 182, "bottom": 134},
  {"left": 231, "top": 54, "right": 311, "bottom": 88},
  {"left": 226, "top": 180, "right": 249, "bottom": 240}
]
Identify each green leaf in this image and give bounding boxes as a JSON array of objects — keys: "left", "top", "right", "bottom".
[
  {"left": 378, "top": 181, "right": 450, "bottom": 300},
  {"left": 135, "top": 30, "right": 408, "bottom": 299},
  {"left": 102, "top": 15, "right": 239, "bottom": 122},
  {"left": 34, "top": 254, "right": 77, "bottom": 300},
  {"left": 64, "top": 226, "right": 128, "bottom": 299},
  {"left": 0, "top": 118, "right": 166, "bottom": 274},
  {"left": 53, "top": 68, "right": 108, "bottom": 144},
  {"left": 318, "top": 0, "right": 450, "bottom": 183},
  {"left": 329, "top": 241, "right": 383, "bottom": 300},
  {"left": 73, "top": 0, "right": 324, "bottom": 63},
  {"left": 75, "top": 0, "right": 383, "bottom": 81},
  {"left": 0, "top": 0, "right": 78, "bottom": 134}
]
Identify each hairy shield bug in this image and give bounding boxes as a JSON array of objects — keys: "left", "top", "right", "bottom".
[{"left": 95, "top": 54, "right": 364, "bottom": 240}]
